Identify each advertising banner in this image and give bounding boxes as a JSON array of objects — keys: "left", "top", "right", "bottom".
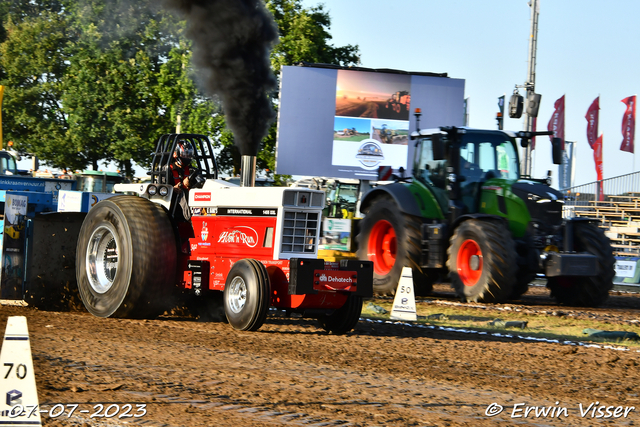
[
  {"left": 593, "top": 134, "right": 605, "bottom": 201},
  {"left": 585, "top": 97, "right": 599, "bottom": 149},
  {"left": 620, "top": 95, "right": 636, "bottom": 153},
  {"left": 548, "top": 95, "right": 565, "bottom": 149},
  {"left": 276, "top": 65, "right": 465, "bottom": 180},
  {"left": 0, "top": 194, "right": 28, "bottom": 299},
  {"left": 319, "top": 218, "right": 353, "bottom": 251}
]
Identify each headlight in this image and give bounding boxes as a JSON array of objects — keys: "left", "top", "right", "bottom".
[
  {"left": 148, "top": 185, "right": 157, "bottom": 196},
  {"left": 158, "top": 186, "right": 168, "bottom": 196}
]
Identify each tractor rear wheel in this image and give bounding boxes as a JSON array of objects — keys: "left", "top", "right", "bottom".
[
  {"left": 76, "top": 196, "right": 177, "bottom": 318},
  {"left": 223, "top": 259, "right": 271, "bottom": 331},
  {"left": 318, "top": 295, "right": 363, "bottom": 335},
  {"left": 357, "top": 196, "right": 422, "bottom": 295},
  {"left": 547, "top": 222, "right": 615, "bottom": 307},
  {"left": 447, "top": 219, "right": 516, "bottom": 303}
]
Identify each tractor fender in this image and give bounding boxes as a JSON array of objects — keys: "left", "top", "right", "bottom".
[
  {"left": 359, "top": 183, "right": 422, "bottom": 217},
  {"left": 451, "top": 213, "right": 508, "bottom": 232}
]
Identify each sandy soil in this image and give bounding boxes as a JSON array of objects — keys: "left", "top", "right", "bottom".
[{"left": 1, "top": 289, "right": 639, "bottom": 427}]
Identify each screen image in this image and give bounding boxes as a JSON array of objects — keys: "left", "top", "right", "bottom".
[
  {"left": 276, "top": 65, "right": 465, "bottom": 180},
  {"left": 335, "top": 70, "right": 411, "bottom": 121}
]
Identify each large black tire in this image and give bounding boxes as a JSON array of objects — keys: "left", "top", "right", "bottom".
[
  {"left": 76, "top": 196, "right": 177, "bottom": 318},
  {"left": 447, "top": 219, "right": 516, "bottom": 303},
  {"left": 223, "top": 259, "right": 271, "bottom": 331},
  {"left": 357, "top": 195, "right": 422, "bottom": 295},
  {"left": 318, "top": 295, "right": 363, "bottom": 335},
  {"left": 547, "top": 222, "right": 615, "bottom": 307}
]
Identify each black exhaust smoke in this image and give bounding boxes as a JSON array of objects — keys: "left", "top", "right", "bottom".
[{"left": 162, "top": 0, "right": 279, "bottom": 157}]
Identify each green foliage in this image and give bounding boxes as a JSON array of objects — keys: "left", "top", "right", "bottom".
[
  {"left": 267, "top": 0, "right": 359, "bottom": 73},
  {"left": 0, "top": 11, "right": 71, "bottom": 165},
  {"left": 0, "top": 0, "right": 359, "bottom": 179}
]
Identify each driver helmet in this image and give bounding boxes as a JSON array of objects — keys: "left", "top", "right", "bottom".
[{"left": 173, "top": 140, "right": 194, "bottom": 167}]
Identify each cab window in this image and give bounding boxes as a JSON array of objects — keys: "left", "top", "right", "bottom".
[{"left": 415, "top": 137, "right": 448, "bottom": 190}]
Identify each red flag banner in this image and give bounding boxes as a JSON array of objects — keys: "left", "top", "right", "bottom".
[
  {"left": 547, "top": 95, "right": 565, "bottom": 150},
  {"left": 620, "top": 95, "right": 636, "bottom": 153},
  {"left": 593, "top": 134, "right": 604, "bottom": 201},
  {"left": 585, "top": 97, "right": 599, "bottom": 149}
]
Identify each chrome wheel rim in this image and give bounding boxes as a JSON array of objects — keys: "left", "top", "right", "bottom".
[
  {"left": 227, "top": 276, "right": 247, "bottom": 313},
  {"left": 86, "top": 225, "right": 119, "bottom": 294}
]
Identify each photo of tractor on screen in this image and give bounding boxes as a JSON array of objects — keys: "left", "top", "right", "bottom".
[{"left": 334, "top": 70, "right": 411, "bottom": 121}]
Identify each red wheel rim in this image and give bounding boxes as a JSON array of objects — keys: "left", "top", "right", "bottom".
[
  {"left": 367, "top": 220, "right": 397, "bottom": 275},
  {"left": 457, "top": 239, "right": 483, "bottom": 286}
]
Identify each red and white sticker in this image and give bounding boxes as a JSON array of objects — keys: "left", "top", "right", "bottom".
[
  {"left": 218, "top": 226, "right": 259, "bottom": 248},
  {"left": 194, "top": 192, "right": 212, "bottom": 202},
  {"left": 313, "top": 270, "right": 357, "bottom": 292}
]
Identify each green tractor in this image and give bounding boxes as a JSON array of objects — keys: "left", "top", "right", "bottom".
[{"left": 357, "top": 120, "right": 615, "bottom": 307}]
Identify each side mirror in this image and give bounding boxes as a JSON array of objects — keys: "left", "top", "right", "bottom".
[
  {"left": 432, "top": 134, "right": 445, "bottom": 161},
  {"left": 551, "top": 137, "right": 563, "bottom": 165}
]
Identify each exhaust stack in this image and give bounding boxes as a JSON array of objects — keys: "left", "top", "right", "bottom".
[{"left": 240, "top": 155, "right": 256, "bottom": 187}]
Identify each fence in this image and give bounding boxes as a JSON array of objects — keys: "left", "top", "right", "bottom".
[{"left": 561, "top": 170, "right": 640, "bottom": 206}]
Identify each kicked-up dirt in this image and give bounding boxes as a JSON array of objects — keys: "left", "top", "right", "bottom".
[{"left": 1, "top": 288, "right": 639, "bottom": 427}]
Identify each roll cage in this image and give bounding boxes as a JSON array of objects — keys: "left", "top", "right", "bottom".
[{"left": 148, "top": 134, "right": 219, "bottom": 184}]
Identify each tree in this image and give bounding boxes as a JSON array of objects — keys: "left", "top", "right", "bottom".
[
  {"left": 267, "top": 0, "right": 359, "bottom": 73},
  {"left": 0, "top": 0, "right": 216, "bottom": 175},
  {"left": 0, "top": 0, "right": 358, "bottom": 179},
  {"left": 0, "top": 11, "right": 71, "bottom": 166}
]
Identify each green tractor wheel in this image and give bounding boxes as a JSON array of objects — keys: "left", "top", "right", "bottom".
[
  {"left": 447, "top": 219, "right": 516, "bottom": 303},
  {"left": 546, "top": 222, "right": 615, "bottom": 307}
]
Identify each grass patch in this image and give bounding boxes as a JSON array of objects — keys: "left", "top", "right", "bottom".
[{"left": 361, "top": 298, "right": 640, "bottom": 349}]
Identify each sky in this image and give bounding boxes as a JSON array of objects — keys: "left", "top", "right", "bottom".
[
  {"left": 20, "top": 0, "right": 638, "bottom": 186},
  {"left": 301, "top": 0, "right": 640, "bottom": 188}
]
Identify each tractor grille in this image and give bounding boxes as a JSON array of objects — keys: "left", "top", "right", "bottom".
[{"left": 281, "top": 210, "right": 319, "bottom": 253}]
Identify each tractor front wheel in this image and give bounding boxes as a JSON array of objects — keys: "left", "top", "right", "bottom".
[
  {"left": 356, "top": 196, "right": 422, "bottom": 295},
  {"left": 223, "top": 259, "right": 271, "bottom": 331},
  {"left": 547, "top": 222, "right": 615, "bottom": 307},
  {"left": 447, "top": 219, "right": 516, "bottom": 303}
]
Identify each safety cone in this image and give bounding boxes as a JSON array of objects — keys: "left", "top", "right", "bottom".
[{"left": 0, "top": 316, "right": 42, "bottom": 426}]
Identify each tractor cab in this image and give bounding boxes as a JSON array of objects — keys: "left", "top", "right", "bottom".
[
  {"left": 0, "top": 150, "right": 19, "bottom": 175},
  {"left": 450, "top": 129, "right": 520, "bottom": 214},
  {"left": 324, "top": 179, "right": 359, "bottom": 219},
  {"left": 412, "top": 127, "right": 548, "bottom": 220}
]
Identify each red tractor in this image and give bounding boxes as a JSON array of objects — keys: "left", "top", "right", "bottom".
[
  {"left": 385, "top": 91, "right": 410, "bottom": 115},
  {"left": 75, "top": 134, "right": 373, "bottom": 333}
]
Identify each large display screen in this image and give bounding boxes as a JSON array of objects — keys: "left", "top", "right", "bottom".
[{"left": 276, "top": 65, "right": 465, "bottom": 180}]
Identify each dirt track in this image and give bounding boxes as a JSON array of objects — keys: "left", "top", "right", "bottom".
[{"left": 1, "top": 290, "right": 640, "bottom": 427}]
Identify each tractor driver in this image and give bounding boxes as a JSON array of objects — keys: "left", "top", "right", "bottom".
[
  {"left": 171, "top": 140, "right": 195, "bottom": 192},
  {"left": 170, "top": 140, "right": 195, "bottom": 222}
]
